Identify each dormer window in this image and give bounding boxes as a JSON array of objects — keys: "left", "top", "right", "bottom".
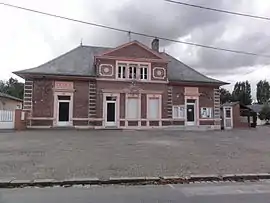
[{"left": 117, "top": 61, "right": 150, "bottom": 81}]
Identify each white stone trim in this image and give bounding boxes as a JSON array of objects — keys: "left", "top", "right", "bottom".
[
  {"left": 99, "top": 64, "right": 114, "bottom": 76},
  {"left": 27, "top": 126, "right": 52, "bottom": 129},
  {"left": 185, "top": 96, "right": 199, "bottom": 126},
  {"left": 153, "top": 67, "right": 166, "bottom": 79},
  {"left": 28, "top": 117, "right": 54, "bottom": 120},
  {"left": 103, "top": 93, "right": 120, "bottom": 128},
  {"left": 53, "top": 91, "right": 74, "bottom": 127}
]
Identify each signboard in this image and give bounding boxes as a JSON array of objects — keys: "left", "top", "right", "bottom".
[{"left": 55, "top": 81, "right": 73, "bottom": 90}]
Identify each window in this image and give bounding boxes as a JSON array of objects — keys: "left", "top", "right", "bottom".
[
  {"left": 200, "top": 107, "right": 213, "bottom": 118},
  {"left": 129, "top": 65, "right": 137, "bottom": 79},
  {"left": 126, "top": 97, "right": 140, "bottom": 119},
  {"left": 118, "top": 64, "right": 126, "bottom": 79},
  {"left": 117, "top": 62, "right": 149, "bottom": 80},
  {"left": 173, "top": 106, "right": 185, "bottom": 119},
  {"left": 225, "top": 108, "right": 231, "bottom": 118},
  {"left": 140, "top": 66, "right": 148, "bottom": 80},
  {"left": 147, "top": 96, "right": 161, "bottom": 119}
]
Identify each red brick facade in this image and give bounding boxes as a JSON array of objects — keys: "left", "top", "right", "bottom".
[{"left": 19, "top": 41, "right": 223, "bottom": 129}]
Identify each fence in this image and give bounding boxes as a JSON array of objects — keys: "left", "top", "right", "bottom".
[{"left": 0, "top": 110, "right": 15, "bottom": 129}]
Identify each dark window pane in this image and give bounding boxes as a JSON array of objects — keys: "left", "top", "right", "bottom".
[
  {"left": 187, "top": 99, "right": 196, "bottom": 103},
  {"left": 226, "top": 109, "right": 231, "bottom": 117},
  {"left": 123, "top": 66, "right": 126, "bottom": 78},
  {"left": 118, "top": 66, "right": 121, "bottom": 78},
  {"left": 58, "top": 96, "right": 70, "bottom": 100},
  {"left": 187, "top": 105, "right": 195, "bottom": 121},
  {"left": 59, "top": 102, "right": 69, "bottom": 121},
  {"left": 106, "top": 96, "right": 116, "bottom": 101},
  {"left": 134, "top": 67, "right": 137, "bottom": 79},
  {"left": 107, "top": 103, "right": 115, "bottom": 122}
]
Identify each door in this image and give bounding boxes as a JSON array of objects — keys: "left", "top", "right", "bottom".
[
  {"left": 106, "top": 101, "right": 116, "bottom": 126},
  {"left": 224, "top": 107, "right": 233, "bottom": 129},
  {"left": 186, "top": 104, "right": 196, "bottom": 126},
  {"left": 57, "top": 101, "right": 70, "bottom": 126}
]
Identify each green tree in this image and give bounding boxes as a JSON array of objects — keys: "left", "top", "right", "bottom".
[
  {"left": 232, "top": 81, "right": 252, "bottom": 105},
  {"left": 220, "top": 88, "right": 232, "bottom": 104},
  {"left": 0, "top": 77, "right": 24, "bottom": 99},
  {"left": 259, "top": 104, "right": 270, "bottom": 124},
  {"left": 256, "top": 80, "right": 270, "bottom": 104}
]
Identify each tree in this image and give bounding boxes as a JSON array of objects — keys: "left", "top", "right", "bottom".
[
  {"left": 232, "top": 81, "right": 252, "bottom": 105},
  {"left": 0, "top": 77, "right": 24, "bottom": 99},
  {"left": 220, "top": 88, "right": 232, "bottom": 104},
  {"left": 256, "top": 80, "right": 270, "bottom": 104},
  {"left": 259, "top": 104, "right": 270, "bottom": 124}
]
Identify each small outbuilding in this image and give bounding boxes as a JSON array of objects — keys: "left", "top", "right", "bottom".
[{"left": 221, "top": 102, "right": 256, "bottom": 130}]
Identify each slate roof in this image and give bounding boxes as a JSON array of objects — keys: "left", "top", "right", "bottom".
[
  {"left": 0, "top": 92, "right": 23, "bottom": 102},
  {"left": 14, "top": 45, "right": 227, "bottom": 85}
]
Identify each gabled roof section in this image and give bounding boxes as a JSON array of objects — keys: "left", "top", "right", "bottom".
[
  {"left": 13, "top": 42, "right": 228, "bottom": 85},
  {"left": 14, "top": 46, "right": 110, "bottom": 78},
  {"left": 99, "top": 40, "right": 165, "bottom": 60}
]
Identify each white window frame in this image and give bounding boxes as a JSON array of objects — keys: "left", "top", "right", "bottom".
[
  {"left": 200, "top": 107, "right": 213, "bottom": 119},
  {"left": 117, "top": 64, "right": 127, "bottom": 79},
  {"left": 125, "top": 94, "right": 141, "bottom": 119},
  {"left": 140, "top": 65, "right": 148, "bottom": 80},
  {"left": 116, "top": 61, "right": 151, "bottom": 81},
  {"left": 173, "top": 105, "right": 185, "bottom": 119},
  {"left": 147, "top": 94, "right": 162, "bottom": 120}
]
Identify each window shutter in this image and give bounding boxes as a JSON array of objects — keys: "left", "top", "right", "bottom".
[{"left": 127, "top": 98, "right": 139, "bottom": 119}]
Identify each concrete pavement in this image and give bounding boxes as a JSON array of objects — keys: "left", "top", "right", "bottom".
[
  {"left": 0, "top": 127, "right": 270, "bottom": 180},
  {"left": 1, "top": 181, "right": 270, "bottom": 203}
]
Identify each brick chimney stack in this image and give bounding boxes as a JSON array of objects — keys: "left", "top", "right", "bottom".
[{"left": 151, "top": 38, "right": 159, "bottom": 52}]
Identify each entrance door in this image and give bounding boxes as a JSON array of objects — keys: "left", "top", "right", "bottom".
[
  {"left": 105, "top": 96, "right": 117, "bottom": 127},
  {"left": 186, "top": 104, "right": 196, "bottom": 126},
  {"left": 224, "top": 107, "right": 233, "bottom": 129},
  {"left": 57, "top": 96, "right": 71, "bottom": 126}
]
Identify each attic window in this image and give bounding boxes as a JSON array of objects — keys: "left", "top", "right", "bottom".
[
  {"left": 140, "top": 65, "right": 148, "bottom": 80},
  {"left": 118, "top": 64, "right": 126, "bottom": 79}
]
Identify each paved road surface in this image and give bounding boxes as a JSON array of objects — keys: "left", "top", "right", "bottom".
[
  {"left": 1, "top": 127, "right": 270, "bottom": 180},
  {"left": 1, "top": 182, "right": 270, "bottom": 203}
]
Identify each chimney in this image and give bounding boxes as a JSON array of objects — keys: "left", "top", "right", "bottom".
[{"left": 151, "top": 38, "right": 159, "bottom": 52}]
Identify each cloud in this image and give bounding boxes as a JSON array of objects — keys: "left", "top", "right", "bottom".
[{"left": 1, "top": 0, "right": 270, "bottom": 86}]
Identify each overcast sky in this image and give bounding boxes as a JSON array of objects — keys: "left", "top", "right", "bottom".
[{"left": 1, "top": 0, "right": 270, "bottom": 97}]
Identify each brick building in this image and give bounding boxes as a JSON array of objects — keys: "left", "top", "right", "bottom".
[{"left": 14, "top": 39, "right": 227, "bottom": 129}]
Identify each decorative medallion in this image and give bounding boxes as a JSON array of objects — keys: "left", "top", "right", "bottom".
[
  {"left": 156, "top": 70, "right": 162, "bottom": 76},
  {"left": 104, "top": 67, "right": 109, "bottom": 73}
]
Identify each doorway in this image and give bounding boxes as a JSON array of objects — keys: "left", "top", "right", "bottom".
[
  {"left": 105, "top": 96, "right": 117, "bottom": 127},
  {"left": 186, "top": 99, "right": 197, "bottom": 126},
  {"left": 224, "top": 107, "right": 233, "bottom": 129},
  {"left": 57, "top": 95, "right": 71, "bottom": 126}
]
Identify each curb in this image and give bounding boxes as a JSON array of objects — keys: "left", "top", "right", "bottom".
[{"left": 1, "top": 173, "right": 270, "bottom": 188}]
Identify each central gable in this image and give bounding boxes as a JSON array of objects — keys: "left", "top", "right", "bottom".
[{"left": 100, "top": 41, "right": 163, "bottom": 60}]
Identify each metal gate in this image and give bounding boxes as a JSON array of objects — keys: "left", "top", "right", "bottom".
[{"left": 0, "top": 110, "right": 15, "bottom": 129}]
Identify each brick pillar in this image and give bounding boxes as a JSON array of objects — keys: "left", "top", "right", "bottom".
[{"left": 14, "top": 109, "right": 28, "bottom": 130}]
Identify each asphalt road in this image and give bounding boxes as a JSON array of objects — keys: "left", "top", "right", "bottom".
[{"left": 1, "top": 182, "right": 270, "bottom": 203}]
